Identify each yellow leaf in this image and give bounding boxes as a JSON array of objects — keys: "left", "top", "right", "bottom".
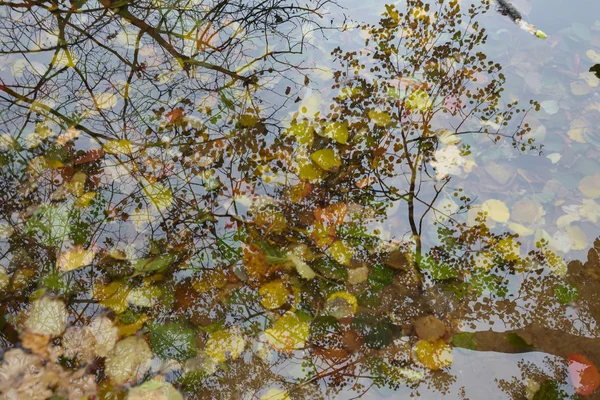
[
  {"left": 192, "top": 269, "right": 228, "bottom": 293},
  {"left": 323, "top": 121, "right": 348, "bottom": 144},
  {"left": 287, "top": 254, "right": 316, "bottom": 280},
  {"left": 566, "top": 225, "right": 587, "bottom": 251},
  {"left": 310, "top": 148, "right": 341, "bottom": 171},
  {"left": 508, "top": 222, "right": 534, "bottom": 237},
  {"left": 259, "top": 280, "right": 289, "bottom": 309},
  {"left": 143, "top": 182, "right": 173, "bottom": 211},
  {"left": 298, "top": 161, "right": 325, "bottom": 182},
  {"left": 205, "top": 329, "right": 245, "bottom": 362},
  {"left": 260, "top": 388, "right": 290, "bottom": 400},
  {"left": 579, "top": 174, "right": 600, "bottom": 198},
  {"left": 265, "top": 312, "right": 309, "bottom": 352},
  {"left": 286, "top": 121, "right": 314, "bottom": 145},
  {"left": 103, "top": 139, "right": 133, "bottom": 155},
  {"left": 239, "top": 114, "right": 259, "bottom": 127},
  {"left": 76, "top": 191, "right": 97, "bottom": 208},
  {"left": 496, "top": 237, "right": 520, "bottom": 261},
  {"left": 571, "top": 81, "right": 591, "bottom": 96},
  {"left": 326, "top": 291, "right": 358, "bottom": 318},
  {"left": 95, "top": 92, "right": 118, "bottom": 109},
  {"left": 586, "top": 49, "right": 600, "bottom": 63},
  {"left": 57, "top": 245, "right": 97, "bottom": 272},
  {"left": 413, "top": 339, "right": 453, "bottom": 370},
  {"left": 65, "top": 171, "right": 87, "bottom": 197},
  {"left": 329, "top": 240, "right": 354, "bottom": 266},
  {"left": 118, "top": 314, "right": 148, "bottom": 336},
  {"left": 568, "top": 119, "right": 588, "bottom": 143},
  {"left": 482, "top": 199, "right": 510, "bottom": 223},
  {"left": 406, "top": 89, "right": 432, "bottom": 111},
  {"left": 311, "top": 220, "right": 336, "bottom": 248},
  {"left": 94, "top": 281, "right": 130, "bottom": 314},
  {"left": 368, "top": 110, "right": 392, "bottom": 127}
]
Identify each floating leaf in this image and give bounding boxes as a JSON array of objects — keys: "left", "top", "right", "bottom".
[
  {"left": 95, "top": 92, "right": 118, "bottom": 109},
  {"left": 326, "top": 291, "right": 358, "bottom": 319},
  {"left": 347, "top": 266, "right": 369, "bottom": 285},
  {"left": 406, "top": 89, "right": 432, "bottom": 111},
  {"left": 368, "top": 110, "right": 392, "bottom": 126},
  {"left": 298, "top": 161, "right": 325, "bottom": 182},
  {"left": 310, "top": 149, "right": 341, "bottom": 171},
  {"left": 133, "top": 254, "right": 175, "bottom": 273},
  {"left": 205, "top": 329, "right": 245, "bottom": 363},
  {"left": 89, "top": 316, "right": 118, "bottom": 357},
  {"left": 568, "top": 354, "right": 600, "bottom": 396},
  {"left": 554, "top": 284, "right": 579, "bottom": 305},
  {"left": 150, "top": 322, "right": 197, "bottom": 361},
  {"left": 482, "top": 199, "right": 510, "bottom": 223},
  {"left": 76, "top": 191, "right": 96, "bottom": 208},
  {"left": 288, "top": 254, "right": 316, "bottom": 280},
  {"left": 103, "top": 139, "right": 133, "bottom": 155},
  {"left": 286, "top": 120, "right": 314, "bottom": 146},
  {"left": 127, "top": 377, "right": 184, "bottom": 400},
  {"left": 312, "top": 257, "right": 347, "bottom": 281},
  {"left": 94, "top": 281, "right": 130, "bottom": 314},
  {"left": 579, "top": 174, "right": 600, "bottom": 198},
  {"left": 265, "top": 312, "right": 310, "bottom": 352},
  {"left": 323, "top": 121, "right": 348, "bottom": 144},
  {"left": 143, "top": 182, "right": 173, "bottom": 211},
  {"left": 452, "top": 333, "right": 477, "bottom": 350},
  {"left": 25, "top": 297, "right": 67, "bottom": 336},
  {"left": 532, "top": 380, "right": 568, "bottom": 400},
  {"left": 259, "top": 280, "right": 289, "bottom": 309},
  {"left": 413, "top": 339, "right": 453, "bottom": 370},
  {"left": 506, "top": 333, "right": 533, "bottom": 350},
  {"left": 105, "top": 336, "right": 153, "bottom": 385},
  {"left": 368, "top": 263, "right": 394, "bottom": 291},
  {"left": 329, "top": 240, "right": 354, "bottom": 266},
  {"left": 260, "top": 388, "right": 290, "bottom": 400},
  {"left": 57, "top": 245, "right": 96, "bottom": 272}
]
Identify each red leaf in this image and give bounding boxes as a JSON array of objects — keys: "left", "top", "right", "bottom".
[
  {"left": 568, "top": 353, "right": 600, "bottom": 396},
  {"left": 165, "top": 108, "right": 184, "bottom": 123}
]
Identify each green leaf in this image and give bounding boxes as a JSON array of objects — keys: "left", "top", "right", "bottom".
[
  {"left": 357, "top": 289, "right": 382, "bottom": 307},
  {"left": 133, "top": 254, "right": 175, "bottom": 273},
  {"left": 310, "top": 316, "right": 341, "bottom": 339},
  {"left": 554, "top": 284, "right": 579, "bottom": 305},
  {"left": 419, "top": 256, "right": 458, "bottom": 281},
  {"left": 452, "top": 332, "right": 477, "bottom": 350},
  {"left": 368, "top": 263, "right": 394, "bottom": 291},
  {"left": 506, "top": 333, "right": 533, "bottom": 351},
  {"left": 365, "top": 323, "right": 394, "bottom": 349},
  {"left": 532, "top": 380, "right": 568, "bottom": 400},
  {"left": 312, "top": 258, "right": 348, "bottom": 281},
  {"left": 150, "top": 322, "right": 197, "bottom": 361}
]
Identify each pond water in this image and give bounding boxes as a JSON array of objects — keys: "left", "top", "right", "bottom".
[{"left": 0, "top": 0, "right": 599, "bottom": 399}]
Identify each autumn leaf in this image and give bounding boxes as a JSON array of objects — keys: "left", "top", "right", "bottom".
[
  {"left": 259, "top": 280, "right": 289, "bottom": 309},
  {"left": 57, "top": 245, "right": 97, "bottom": 272},
  {"left": 205, "top": 329, "right": 245, "bottom": 362},
  {"left": 310, "top": 148, "right": 341, "bottom": 171},
  {"left": 265, "top": 312, "right": 309, "bottom": 352},
  {"left": 568, "top": 354, "right": 600, "bottom": 396},
  {"left": 413, "top": 339, "right": 453, "bottom": 370}
]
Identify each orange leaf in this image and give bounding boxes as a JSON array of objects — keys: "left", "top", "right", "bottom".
[
  {"left": 314, "top": 203, "right": 348, "bottom": 226},
  {"left": 568, "top": 353, "right": 600, "bottom": 396},
  {"left": 166, "top": 108, "right": 184, "bottom": 123}
]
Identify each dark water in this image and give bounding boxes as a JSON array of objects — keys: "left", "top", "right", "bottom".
[{"left": 0, "top": 0, "right": 599, "bottom": 399}]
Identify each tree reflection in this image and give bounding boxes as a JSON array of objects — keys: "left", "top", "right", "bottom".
[{"left": 0, "top": 0, "right": 598, "bottom": 399}]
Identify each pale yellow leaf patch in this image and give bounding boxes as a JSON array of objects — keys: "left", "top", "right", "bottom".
[
  {"left": 264, "top": 312, "right": 309, "bottom": 352},
  {"left": 482, "top": 199, "right": 510, "bottom": 223},
  {"left": 205, "top": 329, "right": 245, "bottom": 363},
  {"left": 57, "top": 245, "right": 97, "bottom": 272}
]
